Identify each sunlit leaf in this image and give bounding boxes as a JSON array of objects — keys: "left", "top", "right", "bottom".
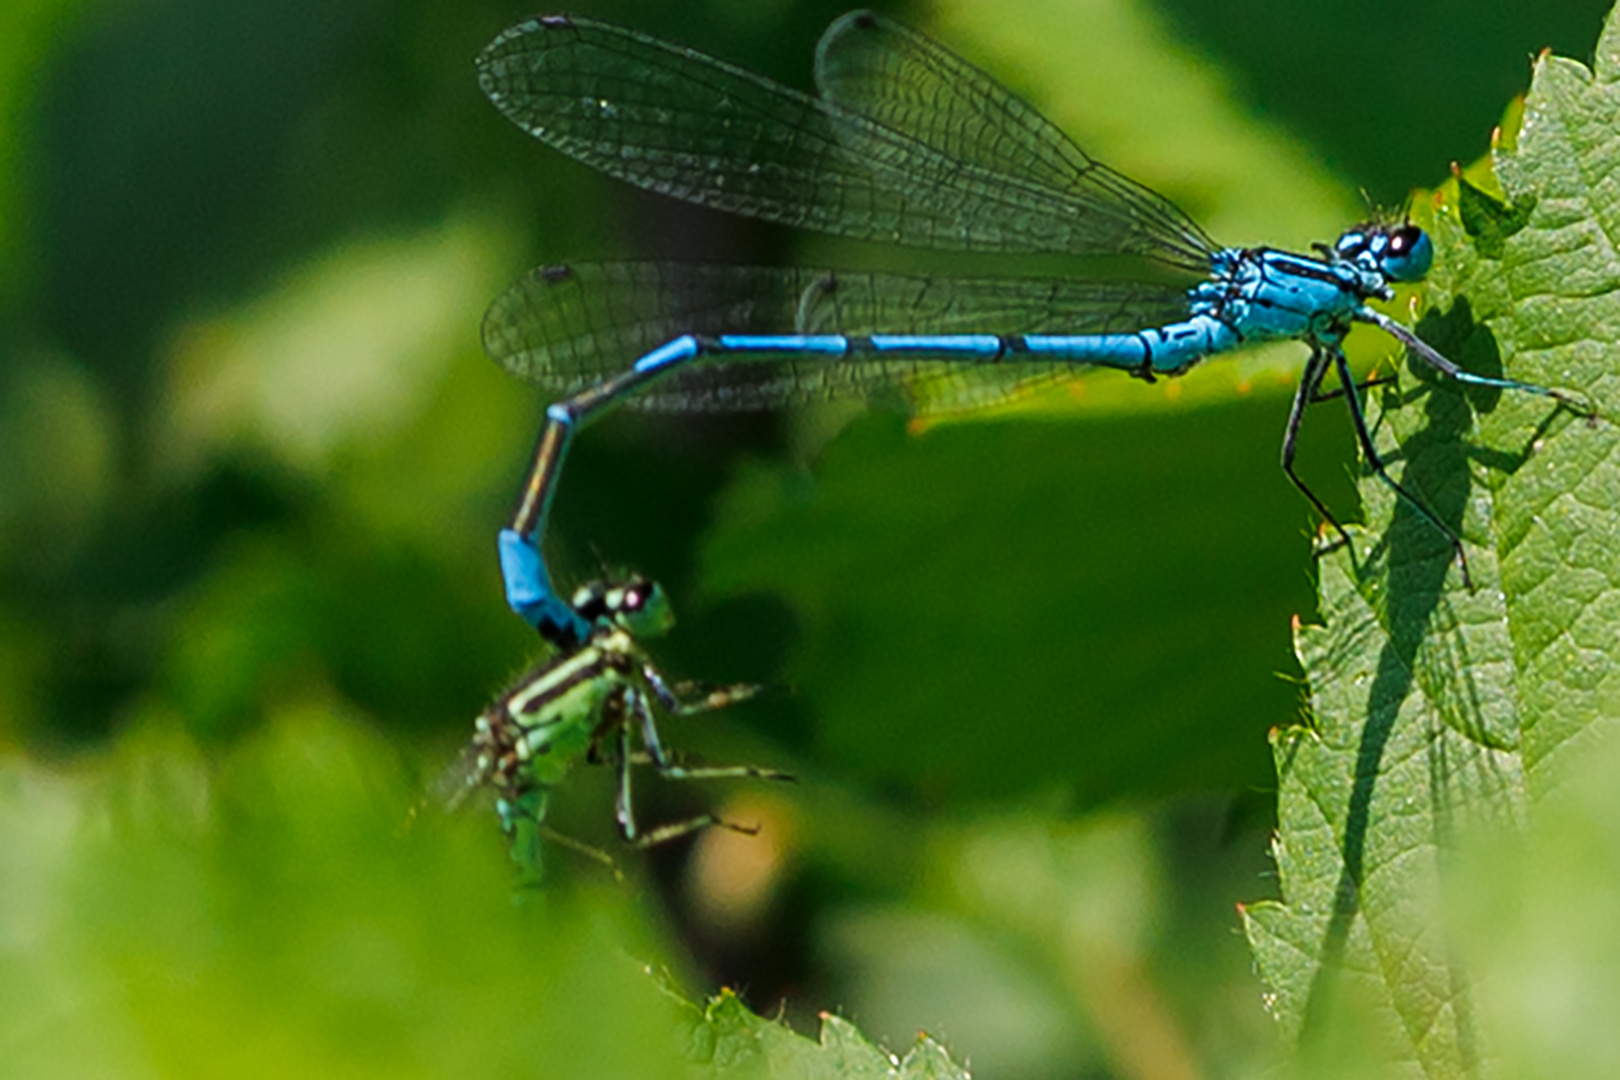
[
  {"left": 1244, "top": 9, "right": 1620, "bottom": 1074},
  {"left": 690, "top": 990, "right": 969, "bottom": 1080}
]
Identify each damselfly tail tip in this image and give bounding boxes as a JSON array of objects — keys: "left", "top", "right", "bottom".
[{"left": 1552, "top": 387, "right": 1602, "bottom": 423}]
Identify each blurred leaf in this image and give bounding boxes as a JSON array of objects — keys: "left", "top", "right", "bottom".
[
  {"left": 0, "top": 346, "right": 113, "bottom": 574},
  {"left": 0, "top": 0, "right": 85, "bottom": 299},
  {"left": 934, "top": 0, "right": 1356, "bottom": 249},
  {"left": 702, "top": 396, "right": 1332, "bottom": 807},
  {"left": 156, "top": 210, "right": 515, "bottom": 474},
  {"left": 0, "top": 711, "right": 695, "bottom": 1080},
  {"left": 1243, "top": 9, "right": 1620, "bottom": 1075},
  {"left": 814, "top": 906, "right": 1094, "bottom": 1078},
  {"left": 690, "top": 989, "right": 969, "bottom": 1080},
  {"left": 1449, "top": 731, "right": 1620, "bottom": 1080},
  {"left": 159, "top": 526, "right": 518, "bottom": 742},
  {"left": 1148, "top": 0, "right": 1615, "bottom": 205}
]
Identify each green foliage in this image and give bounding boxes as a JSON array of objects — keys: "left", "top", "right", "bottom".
[
  {"left": 1243, "top": 8, "right": 1620, "bottom": 1075},
  {"left": 0, "top": 715, "right": 694, "bottom": 1079},
  {"left": 0, "top": 712, "right": 977, "bottom": 1078},
  {"left": 691, "top": 991, "right": 967, "bottom": 1080},
  {"left": 7, "top": 1, "right": 1620, "bottom": 1077},
  {"left": 699, "top": 400, "right": 1325, "bottom": 806},
  {"left": 1449, "top": 734, "right": 1620, "bottom": 1078}
]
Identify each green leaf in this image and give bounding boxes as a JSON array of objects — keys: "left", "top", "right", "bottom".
[
  {"left": 689, "top": 989, "right": 969, "bottom": 1080},
  {"left": 699, "top": 396, "right": 1331, "bottom": 808},
  {"left": 1243, "top": 8, "right": 1620, "bottom": 1075},
  {"left": 1454, "top": 179, "right": 1534, "bottom": 261},
  {"left": 0, "top": 713, "right": 696, "bottom": 1080},
  {"left": 0, "top": 706, "right": 968, "bottom": 1080},
  {"left": 1447, "top": 733, "right": 1620, "bottom": 1079}
]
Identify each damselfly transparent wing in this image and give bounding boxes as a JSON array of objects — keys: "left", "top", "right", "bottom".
[
  {"left": 432, "top": 739, "right": 492, "bottom": 814},
  {"left": 482, "top": 261, "right": 1196, "bottom": 413},
  {"left": 476, "top": 14, "right": 1216, "bottom": 268},
  {"left": 811, "top": 11, "right": 1214, "bottom": 268}
]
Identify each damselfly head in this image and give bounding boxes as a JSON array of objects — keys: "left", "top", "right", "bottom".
[
  {"left": 1335, "top": 222, "right": 1433, "bottom": 285},
  {"left": 569, "top": 574, "right": 674, "bottom": 638}
]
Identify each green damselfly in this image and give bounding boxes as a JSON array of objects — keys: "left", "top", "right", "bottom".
[{"left": 441, "top": 573, "right": 791, "bottom": 878}]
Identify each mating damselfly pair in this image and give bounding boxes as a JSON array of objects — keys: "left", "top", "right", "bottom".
[
  {"left": 475, "top": 8, "right": 1592, "bottom": 645},
  {"left": 450, "top": 10, "right": 1593, "bottom": 869}
]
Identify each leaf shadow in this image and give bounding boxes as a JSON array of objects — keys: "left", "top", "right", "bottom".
[{"left": 1298, "top": 300, "right": 1546, "bottom": 1062}]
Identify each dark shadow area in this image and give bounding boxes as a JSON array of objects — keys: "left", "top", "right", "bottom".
[
  {"left": 1298, "top": 302, "right": 1564, "bottom": 1062},
  {"left": 1151, "top": 0, "right": 1613, "bottom": 204}
]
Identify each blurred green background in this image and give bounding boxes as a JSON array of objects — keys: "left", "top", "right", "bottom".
[{"left": 0, "top": 0, "right": 1610, "bottom": 1077}]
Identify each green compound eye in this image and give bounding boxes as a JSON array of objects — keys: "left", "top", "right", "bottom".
[{"left": 612, "top": 579, "right": 675, "bottom": 638}]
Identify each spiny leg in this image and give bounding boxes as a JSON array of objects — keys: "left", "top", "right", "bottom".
[
  {"left": 1282, "top": 345, "right": 1353, "bottom": 548},
  {"left": 1309, "top": 366, "right": 1397, "bottom": 403},
  {"left": 628, "top": 814, "right": 760, "bottom": 849},
  {"left": 611, "top": 695, "right": 647, "bottom": 842},
  {"left": 612, "top": 689, "right": 797, "bottom": 848},
  {"left": 624, "top": 750, "right": 795, "bottom": 784},
  {"left": 536, "top": 824, "right": 624, "bottom": 879},
  {"left": 1330, "top": 346, "right": 1473, "bottom": 589},
  {"left": 609, "top": 689, "right": 741, "bottom": 848},
  {"left": 1357, "top": 308, "right": 1597, "bottom": 417},
  {"left": 640, "top": 659, "right": 767, "bottom": 716},
  {"left": 632, "top": 686, "right": 793, "bottom": 783}
]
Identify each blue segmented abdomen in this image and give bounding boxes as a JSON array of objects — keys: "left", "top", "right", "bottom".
[
  {"left": 483, "top": 261, "right": 1210, "bottom": 415},
  {"left": 1022, "top": 314, "right": 1243, "bottom": 375}
]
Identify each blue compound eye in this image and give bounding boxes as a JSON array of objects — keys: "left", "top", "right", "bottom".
[{"left": 1380, "top": 225, "right": 1433, "bottom": 283}]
